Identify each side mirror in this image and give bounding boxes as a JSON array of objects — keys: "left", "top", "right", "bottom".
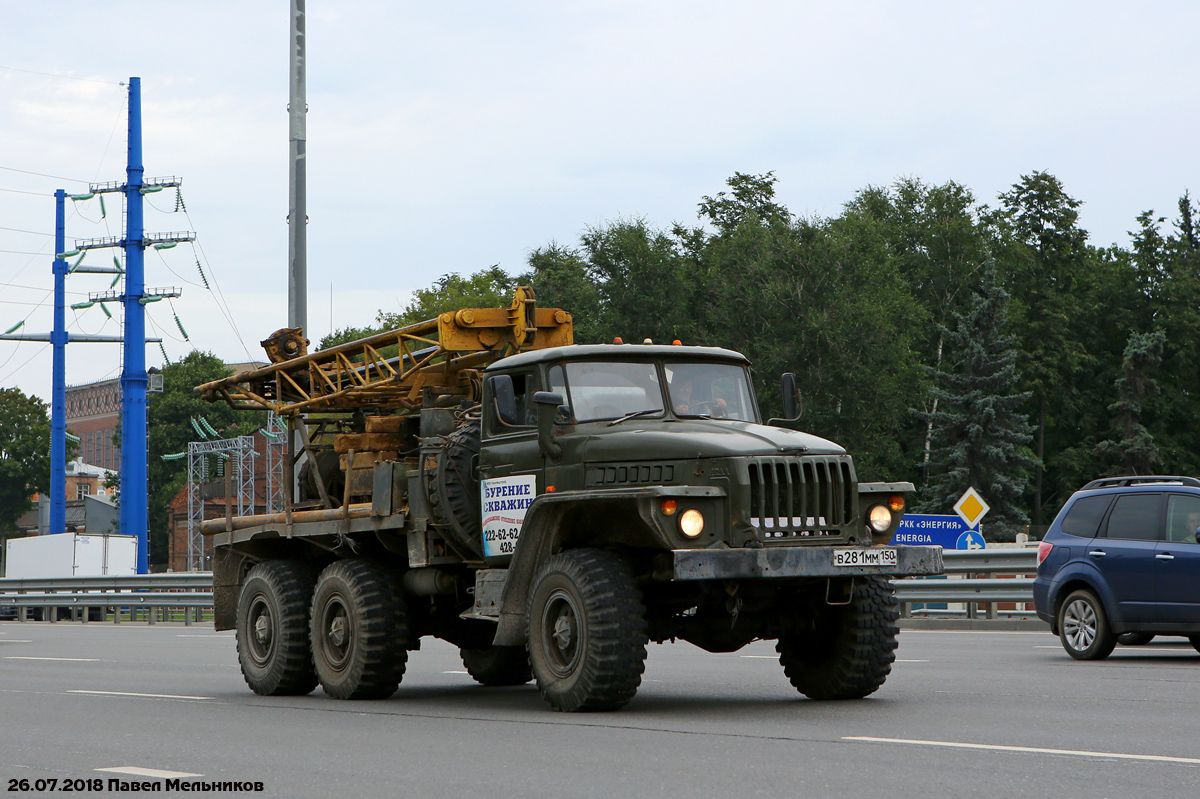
[
  {"left": 488, "top": 375, "right": 519, "bottom": 427},
  {"left": 768, "top": 373, "right": 801, "bottom": 426},
  {"left": 533, "top": 391, "right": 564, "bottom": 460},
  {"left": 781, "top": 373, "right": 799, "bottom": 420}
]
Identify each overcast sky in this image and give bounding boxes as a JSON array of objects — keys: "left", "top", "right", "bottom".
[{"left": 1, "top": 1, "right": 1196, "bottom": 404}]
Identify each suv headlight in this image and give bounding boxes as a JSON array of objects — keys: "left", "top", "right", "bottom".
[{"left": 867, "top": 504, "right": 892, "bottom": 533}]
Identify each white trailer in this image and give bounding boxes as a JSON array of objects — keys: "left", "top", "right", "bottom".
[{"left": 3, "top": 533, "right": 137, "bottom": 579}]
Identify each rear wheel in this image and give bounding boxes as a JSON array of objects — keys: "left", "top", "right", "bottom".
[
  {"left": 1058, "top": 589, "right": 1116, "bottom": 660},
  {"left": 237, "top": 561, "right": 318, "bottom": 696},
  {"left": 528, "top": 549, "right": 647, "bottom": 712},
  {"left": 776, "top": 576, "right": 899, "bottom": 700},
  {"left": 460, "top": 646, "right": 532, "bottom": 686},
  {"left": 1117, "top": 632, "right": 1155, "bottom": 646},
  {"left": 311, "top": 559, "right": 408, "bottom": 699}
]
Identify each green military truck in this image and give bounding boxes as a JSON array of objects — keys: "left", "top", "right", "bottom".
[{"left": 197, "top": 290, "right": 942, "bottom": 712}]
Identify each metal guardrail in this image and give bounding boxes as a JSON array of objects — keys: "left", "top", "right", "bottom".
[
  {"left": 0, "top": 550, "right": 1041, "bottom": 624},
  {"left": 893, "top": 549, "right": 1038, "bottom": 618},
  {"left": 0, "top": 572, "right": 214, "bottom": 624}
]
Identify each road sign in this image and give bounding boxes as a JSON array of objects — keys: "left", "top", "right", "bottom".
[
  {"left": 891, "top": 514, "right": 985, "bottom": 550},
  {"left": 953, "top": 487, "right": 990, "bottom": 528},
  {"left": 956, "top": 529, "right": 986, "bottom": 550}
]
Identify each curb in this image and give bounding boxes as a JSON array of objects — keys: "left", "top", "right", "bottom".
[{"left": 898, "top": 618, "right": 1050, "bottom": 632}]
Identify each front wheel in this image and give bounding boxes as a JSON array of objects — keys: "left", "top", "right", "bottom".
[
  {"left": 236, "top": 561, "right": 319, "bottom": 696},
  {"left": 776, "top": 576, "right": 899, "bottom": 700},
  {"left": 527, "top": 549, "right": 648, "bottom": 712},
  {"left": 311, "top": 559, "right": 408, "bottom": 699},
  {"left": 1058, "top": 589, "right": 1116, "bottom": 660}
]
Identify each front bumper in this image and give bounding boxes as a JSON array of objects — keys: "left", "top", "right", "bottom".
[{"left": 670, "top": 545, "right": 943, "bottom": 581}]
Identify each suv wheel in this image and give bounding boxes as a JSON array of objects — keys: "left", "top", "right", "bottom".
[{"left": 1058, "top": 589, "right": 1116, "bottom": 660}]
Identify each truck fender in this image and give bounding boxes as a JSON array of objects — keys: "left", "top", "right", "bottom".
[{"left": 490, "top": 488, "right": 681, "bottom": 646}]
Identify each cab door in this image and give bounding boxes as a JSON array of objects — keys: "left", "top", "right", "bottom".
[
  {"left": 478, "top": 369, "right": 544, "bottom": 564},
  {"left": 1092, "top": 492, "right": 1163, "bottom": 623},
  {"left": 1156, "top": 494, "right": 1200, "bottom": 624}
]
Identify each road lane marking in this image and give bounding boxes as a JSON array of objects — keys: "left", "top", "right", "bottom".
[
  {"left": 96, "top": 767, "right": 203, "bottom": 779},
  {"left": 0, "top": 640, "right": 33, "bottom": 643},
  {"left": 176, "top": 635, "right": 232, "bottom": 638},
  {"left": 740, "top": 655, "right": 777, "bottom": 659},
  {"left": 442, "top": 670, "right": 468, "bottom": 674},
  {"left": 69, "top": 689, "right": 212, "bottom": 700},
  {"left": 6, "top": 656, "right": 98, "bottom": 661},
  {"left": 844, "top": 736, "right": 1200, "bottom": 765}
]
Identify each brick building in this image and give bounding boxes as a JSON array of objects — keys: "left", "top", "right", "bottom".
[{"left": 66, "top": 378, "right": 121, "bottom": 471}]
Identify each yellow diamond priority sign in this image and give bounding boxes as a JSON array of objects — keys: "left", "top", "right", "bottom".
[{"left": 953, "top": 486, "right": 990, "bottom": 529}]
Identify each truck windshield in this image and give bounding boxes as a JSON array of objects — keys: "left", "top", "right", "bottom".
[
  {"left": 665, "top": 362, "right": 756, "bottom": 421},
  {"left": 563, "top": 361, "right": 665, "bottom": 422}
]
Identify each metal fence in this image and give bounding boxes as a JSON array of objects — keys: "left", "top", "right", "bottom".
[
  {"left": 0, "top": 549, "right": 1041, "bottom": 624},
  {"left": 893, "top": 549, "right": 1038, "bottom": 619},
  {"left": 0, "top": 573, "right": 213, "bottom": 624}
]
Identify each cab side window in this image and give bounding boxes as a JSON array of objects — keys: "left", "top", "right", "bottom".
[
  {"left": 1101, "top": 493, "right": 1162, "bottom": 540},
  {"left": 1058, "top": 495, "right": 1113, "bottom": 538},
  {"left": 489, "top": 371, "right": 538, "bottom": 432},
  {"left": 1165, "top": 494, "right": 1200, "bottom": 544}
]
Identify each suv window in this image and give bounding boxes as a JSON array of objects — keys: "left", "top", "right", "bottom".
[
  {"left": 1102, "top": 493, "right": 1162, "bottom": 541},
  {"left": 1165, "top": 494, "right": 1200, "bottom": 544},
  {"left": 1059, "top": 495, "right": 1113, "bottom": 538}
]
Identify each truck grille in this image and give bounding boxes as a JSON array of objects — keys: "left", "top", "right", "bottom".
[{"left": 747, "top": 456, "right": 856, "bottom": 538}]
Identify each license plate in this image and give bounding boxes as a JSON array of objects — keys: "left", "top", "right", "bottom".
[{"left": 833, "top": 548, "right": 898, "bottom": 567}]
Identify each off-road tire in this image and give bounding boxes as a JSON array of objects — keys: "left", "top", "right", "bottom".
[
  {"left": 460, "top": 646, "right": 533, "bottom": 686},
  {"left": 236, "top": 561, "right": 319, "bottom": 696},
  {"left": 1058, "top": 588, "right": 1116, "bottom": 661},
  {"left": 776, "top": 576, "right": 899, "bottom": 700},
  {"left": 528, "top": 549, "right": 648, "bottom": 712},
  {"left": 423, "top": 419, "right": 483, "bottom": 559},
  {"left": 1117, "top": 632, "right": 1155, "bottom": 646},
  {"left": 310, "top": 559, "right": 408, "bottom": 699}
]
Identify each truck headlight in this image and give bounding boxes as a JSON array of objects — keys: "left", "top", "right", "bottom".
[
  {"left": 679, "top": 509, "right": 705, "bottom": 538},
  {"left": 867, "top": 505, "right": 892, "bottom": 533}
]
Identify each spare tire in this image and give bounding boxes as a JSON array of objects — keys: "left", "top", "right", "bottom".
[{"left": 422, "top": 418, "right": 483, "bottom": 559}]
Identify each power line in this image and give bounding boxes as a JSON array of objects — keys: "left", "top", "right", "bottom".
[
  {"left": 0, "top": 65, "right": 123, "bottom": 85},
  {"left": 0, "top": 248, "right": 49, "bottom": 255},
  {"left": 0, "top": 187, "right": 49, "bottom": 197},
  {"left": 0, "top": 165, "right": 88, "bottom": 184},
  {"left": 0, "top": 224, "right": 53, "bottom": 237}
]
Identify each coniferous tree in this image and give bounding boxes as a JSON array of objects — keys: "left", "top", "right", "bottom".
[
  {"left": 916, "top": 262, "right": 1038, "bottom": 538},
  {"left": 1093, "top": 330, "right": 1166, "bottom": 475}
]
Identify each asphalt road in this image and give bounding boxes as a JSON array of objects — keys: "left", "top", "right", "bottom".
[{"left": 1, "top": 621, "right": 1198, "bottom": 799}]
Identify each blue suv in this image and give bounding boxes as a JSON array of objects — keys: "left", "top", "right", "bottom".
[{"left": 1033, "top": 476, "right": 1200, "bottom": 659}]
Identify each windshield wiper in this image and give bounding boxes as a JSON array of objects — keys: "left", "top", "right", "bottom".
[{"left": 607, "top": 408, "right": 663, "bottom": 426}]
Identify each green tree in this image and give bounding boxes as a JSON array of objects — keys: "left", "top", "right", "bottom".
[
  {"left": 916, "top": 263, "right": 1037, "bottom": 538},
  {"left": 990, "top": 172, "right": 1117, "bottom": 525},
  {"left": 842, "top": 178, "right": 991, "bottom": 482},
  {"left": 147, "top": 352, "right": 264, "bottom": 565},
  {"left": 524, "top": 243, "right": 604, "bottom": 344},
  {"left": 689, "top": 173, "right": 927, "bottom": 479},
  {"left": 0, "top": 387, "right": 52, "bottom": 535},
  {"left": 319, "top": 266, "right": 521, "bottom": 351},
  {"left": 1093, "top": 330, "right": 1166, "bottom": 475}
]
